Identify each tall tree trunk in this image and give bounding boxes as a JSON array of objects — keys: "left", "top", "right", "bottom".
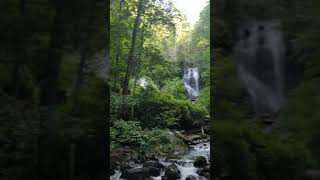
[
  {"left": 40, "top": 2, "right": 66, "bottom": 105},
  {"left": 122, "top": 0, "right": 144, "bottom": 95},
  {"left": 131, "top": 28, "right": 145, "bottom": 119},
  {"left": 132, "top": 28, "right": 145, "bottom": 95},
  {"left": 113, "top": 0, "right": 124, "bottom": 91}
]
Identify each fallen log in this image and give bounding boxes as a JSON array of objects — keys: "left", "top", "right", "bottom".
[{"left": 171, "top": 130, "right": 195, "bottom": 145}]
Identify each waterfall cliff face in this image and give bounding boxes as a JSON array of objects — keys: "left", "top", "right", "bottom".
[
  {"left": 233, "top": 20, "right": 285, "bottom": 116},
  {"left": 183, "top": 68, "right": 199, "bottom": 98}
]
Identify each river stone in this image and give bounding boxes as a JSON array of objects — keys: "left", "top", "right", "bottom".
[
  {"left": 186, "top": 175, "right": 198, "bottom": 180},
  {"left": 197, "top": 165, "right": 210, "bottom": 178},
  {"left": 163, "top": 163, "right": 181, "bottom": 180},
  {"left": 148, "top": 166, "right": 161, "bottom": 177},
  {"left": 194, "top": 156, "right": 207, "bottom": 168},
  {"left": 120, "top": 167, "right": 152, "bottom": 180},
  {"left": 143, "top": 161, "right": 165, "bottom": 169}
]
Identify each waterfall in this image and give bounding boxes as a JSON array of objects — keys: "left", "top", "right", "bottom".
[
  {"left": 183, "top": 68, "right": 199, "bottom": 98},
  {"left": 233, "top": 20, "right": 285, "bottom": 116}
]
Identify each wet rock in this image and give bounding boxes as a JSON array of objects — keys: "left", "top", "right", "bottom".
[
  {"left": 163, "top": 163, "right": 181, "bottom": 180},
  {"left": 144, "top": 153, "right": 158, "bottom": 161},
  {"left": 109, "top": 168, "right": 115, "bottom": 176},
  {"left": 120, "top": 168, "right": 147, "bottom": 179},
  {"left": 186, "top": 175, "right": 198, "bottom": 180},
  {"left": 148, "top": 166, "right": 161, "bottom": 176},
  {"left": 143, "top": 161, "right": 165, "bottom": 169},
  {"left": 121, "top": 167, "right": 157, "bottom": 180},
  {"left": 137, "top": 154, "right": 146, "bottom": 163},
  {"left": 120, "top": 162, "right": 135, "bottom": 172},
  {"left": 165, "top": 159, "right": 189, "bottom": 166},
  {"left": 110, "top": 148, "right": 139, "bottom": 172},
  {"left": 197, "top": 165, "right": 210, "bottom": 178},
  {"left": 194, "top": 156, "right": 207, "bottom": 168}
]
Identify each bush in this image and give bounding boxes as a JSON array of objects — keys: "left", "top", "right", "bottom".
[
  {"left": 111, "top": 120, "right": 144, "bottom": 147},
  {"left": 143, "top": 128, "right": 170, "bottom": 146},
  {"left": 111, "top": 120, "right": 173, "bottom": 152},
  {"left": 133, "top": 88, "right": 208, "bottom": 129}
]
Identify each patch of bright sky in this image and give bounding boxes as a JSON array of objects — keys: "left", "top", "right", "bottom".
[{"left": 172, "top": 0, "right": 209, "bottom": 27}]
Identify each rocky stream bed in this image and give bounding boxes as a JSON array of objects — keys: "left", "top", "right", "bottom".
[{"left": 110, "top": 133, "right": 210, "bottom": 180}]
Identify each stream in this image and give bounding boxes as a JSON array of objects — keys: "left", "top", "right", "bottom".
[{"left": 110, "top": 139, "right": 210, "bottom": 180}]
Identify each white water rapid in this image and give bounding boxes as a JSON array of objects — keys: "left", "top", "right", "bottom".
[{"left": 110, "top": 140, "right": 210, "bottom": 180}]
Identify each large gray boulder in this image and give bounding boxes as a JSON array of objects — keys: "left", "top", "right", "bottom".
[
  {"left": 121, "top": 166, "right": 160, "bottom": 180},
  {"left": 163, "top": 163, "right": 181, "bottom": 180}
]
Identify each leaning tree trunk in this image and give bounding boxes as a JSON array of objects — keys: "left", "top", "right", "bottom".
[
  {"left": 122, "top": 0, "right": 144, "bottom": 95},
  {"left": 40, "top": 2, "right": 66, "bottom": 105},
  {"left": 71, "top": 0, "right": 97, "bottom": 109}
]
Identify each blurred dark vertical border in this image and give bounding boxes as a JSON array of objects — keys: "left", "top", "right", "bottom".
[
  {"left": 209, "top": 0, "right": 214, "bottom": 179},
  {"left": 210, "top": 0, "right": 320, "bottom": 180},
  {"left": 106, "top": 0, "right": 111, "bottom": 178},
  {"left": 0, "top": 0, "right": 110, "bottom": 179}
]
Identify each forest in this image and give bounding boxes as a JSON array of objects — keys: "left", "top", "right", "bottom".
[
  {"left": 212, "top": 0, "right": 320, "bottom": 180},
  {"left": 110, "top": 0, "right": 210, "bottom": 179}
]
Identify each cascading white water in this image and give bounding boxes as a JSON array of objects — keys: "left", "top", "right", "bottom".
[
  {"left": 233, "top": 20, "right": 285, "bottom": 116},
  {"left": 183, "top": 68, "right": 200, "bottom": 98},
  {"left": 110, "top": 141, "right": 210, "bottom": 180}
]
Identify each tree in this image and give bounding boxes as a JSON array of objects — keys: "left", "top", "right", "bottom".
[{"left": 123, "top": 0, "right": 145, "bottom": 95}]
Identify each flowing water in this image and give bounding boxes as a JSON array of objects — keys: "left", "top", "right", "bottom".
[
  {"left": 233, "top": 20, "right": 285, "bottom": 116},
  {"left": 110, "top": 140, "right": 210, "bottom": 180},
  {"left": 183, "top": 68, "right": 200, "bottom": 98}
]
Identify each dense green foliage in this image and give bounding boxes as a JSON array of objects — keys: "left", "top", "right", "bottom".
[
  {"left": 110, "top": 120, "right": 186, "bottom": 154},
  {"left": 110, "top": 0, "right": 210, "bottom": 152}
]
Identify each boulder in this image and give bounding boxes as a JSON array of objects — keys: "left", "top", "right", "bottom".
[
  {"left": 120, "top": 167, "right": 160, "bottom": 180},
  {"left": 163, "top": 163, "right": 181, "bottom": 180},
  {"left": 148, "top": 166, "right": 161, "bottom": 177},
  {"left": 186, "top": 175, "right": 198, "bottom": 180},
  {"left": 197, "top": 165, "right": 210, "bottom": 178},
  {"left": 143, "top": 161, "right": 165, "bottom": 169},
  {"left": 194, "top": 156, "right": 207, "bottom": 168}
]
